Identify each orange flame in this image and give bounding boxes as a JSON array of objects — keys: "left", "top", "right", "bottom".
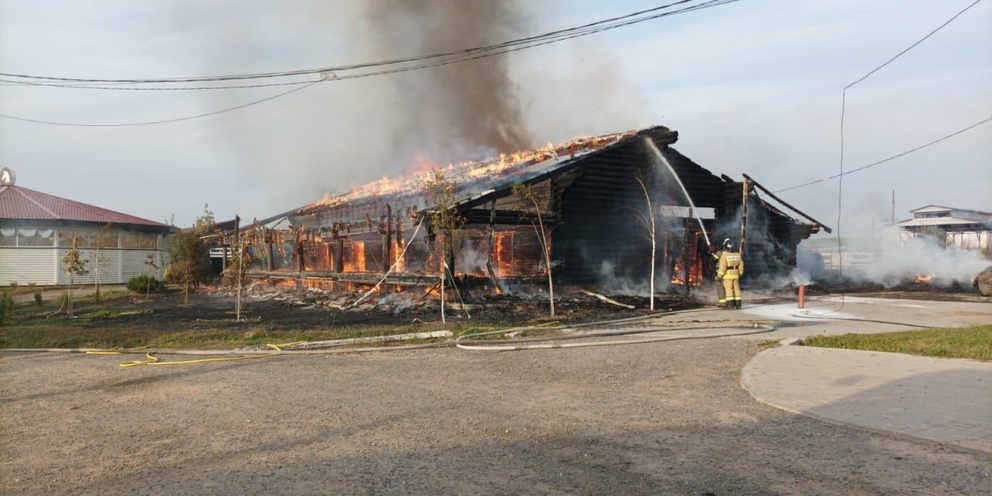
[
  {"left": 412, "top": 151, "right": 442, "bottom": 175},
  {"left": 393, "top": 239, "right": 406, "bottom": 273},
  {"left": 303, "top": 132, "right": 637, "bottom": 211},
  {"left": 494, "top": 232, "right": 513, "bottom": 277},
  {"left": 342, "top": 241, "right": 366, "bottom": 273},
  {"left": 671, "top": 258, "right": 685, "bottom": 285}
]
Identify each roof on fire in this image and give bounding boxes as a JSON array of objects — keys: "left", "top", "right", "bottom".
[
  {"left": 279, "top": 125, "right": 816, "bottom": 235},
  {"left": 289, "top": 126, "right": 725, "bottom": 216}
]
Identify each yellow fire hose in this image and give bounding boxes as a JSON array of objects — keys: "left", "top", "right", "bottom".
[{"left": 114, "top": 342, "right": 298, "bottom": 368}]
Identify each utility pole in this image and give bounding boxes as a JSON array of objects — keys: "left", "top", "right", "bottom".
[{"left": 891, "top": 190, "right": 895, "bottom": 224}]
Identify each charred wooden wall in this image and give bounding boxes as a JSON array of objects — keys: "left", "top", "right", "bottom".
[{"left": 268, "top": 126, "right": 815, "bottom": 288}]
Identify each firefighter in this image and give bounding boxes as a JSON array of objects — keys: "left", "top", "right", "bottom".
[
  {"left": 717, "top": 238, "right": 744, "bottom": 310},
  {"left": 710, "top": 244, "right": 727, "bottom": 308}
]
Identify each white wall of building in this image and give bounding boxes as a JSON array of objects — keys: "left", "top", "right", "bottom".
[{"left": 0, "top": 225, "right": 167, "bottom": 286}]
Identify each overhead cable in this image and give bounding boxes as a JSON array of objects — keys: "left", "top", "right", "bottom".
[
  {"left": 0, "top": 81, "right": 318, "bottom": 127},
  {"left": 0, "top": 0, "right": 738, "bottom": 89},
  {"left": 827, "top": 0, "right": 983, "bottom": 313},
  {"left": 0, "top": 0, "right": 740, "bottom": 126},
  {"left": 774, "top": 114, "right": 992, "bottom": 194}
]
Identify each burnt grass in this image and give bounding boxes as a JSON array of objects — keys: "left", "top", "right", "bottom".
[
  {"left": 7, "top": 280, "right": 984, "bottom": 349},
  {"left": 8, "top": 285, "right": 698, "bottom": 338}
]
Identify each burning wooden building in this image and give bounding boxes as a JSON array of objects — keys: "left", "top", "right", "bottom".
[{"left": 237, "top": 125, "right": 829, "bottom": 293}]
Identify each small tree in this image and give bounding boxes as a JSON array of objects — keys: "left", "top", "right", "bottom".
[
  {"left": 143, "top": 253, "right": 159, "bottom": 300},
  {"left": 423, "top": 170, "right": 465, "bottom": 323},
  {"left": 165, "top": 205, "right": 214, "bottom": 305},
  {"left": 62, "top": 234, "right": 90, "bottom": 317},
  {"left": 512, "top": 183, "right": 556, "bottom": 317},
  {"left": 0, "top": 288, "right": 14, "bottom": 326},
  {"left": 625, "top": 171, "right": 658, "bottom": 310},
  {"left": 230, "top": 236, "right": 253, "bottom": 322},
  {"left": 92, "top": 223, "right": 114, "bottom": 303}
]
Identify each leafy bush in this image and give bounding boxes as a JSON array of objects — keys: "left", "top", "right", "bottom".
[
  {"left": 34, "top": 291, "right": 43, "bottom": 306},
  {"left": 0, "top": 290, "right": 14, "bottom": 326},
  {"left": 127, "top": 275, "right": 167, "bottom": 294}
]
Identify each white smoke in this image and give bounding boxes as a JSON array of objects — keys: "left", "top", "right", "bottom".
[
  {"left": 798, "top": 235, "right": 990, "bottom": 288},
  {"left": 596, "top": 260, "right": 649, "bottom": 295},
  {"left": 863, "top": 236, "right": 989, "bottom": 287}
]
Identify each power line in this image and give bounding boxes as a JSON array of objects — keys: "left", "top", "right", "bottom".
[
  {"left": 835, "top": 0, "right": 986, "bottom": 204},
  {"left": 0, "top": 81, "right": 319, "bottom": 127},
  {"left": 0, "top": 77, "right": 315, "bottom": 91},
  {"left": 773, "top": 114, "right": 992, "bottom": 194},
  {"left": 822, "top": 0, "right": 984, "bottom": 312},
  {"left": 0, "top": 0, "right": 741, "bottom": 127},
  {"left": 837, "top": 0, "right": 985, "bottom": 230},
  {"left": 844, "top": 0, "right": 984, "bottom": 90},
  {"left": 835, "top": 0, "right": 983, "bottom": 261},
  {"left": 0, "top": 0, "right": 738, "bottom": 88}
]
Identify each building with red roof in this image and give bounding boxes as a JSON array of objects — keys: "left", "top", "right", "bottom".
[{"left": 0, "top": 167, "right": 172, "bottom": 286}]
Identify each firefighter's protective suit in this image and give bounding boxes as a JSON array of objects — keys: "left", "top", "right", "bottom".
[{"left": 717, "top": 249, "right": 744, "bottom": 309}]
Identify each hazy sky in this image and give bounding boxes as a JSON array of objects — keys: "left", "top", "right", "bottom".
[{"left": 1, "top": 0, "right": 990, "bottom": 239}]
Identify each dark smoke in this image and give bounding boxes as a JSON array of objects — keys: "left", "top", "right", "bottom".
[{"left": 364, "top": 0, "right": 535, "bottom": 161}]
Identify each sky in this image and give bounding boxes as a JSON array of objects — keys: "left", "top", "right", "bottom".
[{"left": 1, "top": 0, "right": 990, "bottom": 240}]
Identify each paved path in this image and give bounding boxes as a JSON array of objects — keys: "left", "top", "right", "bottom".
[
  {"left": 742, "top": 344, "right": 992, "bottom": 454},
  {"left": 650, "top": 293, "right": 992, "bottom": 453}
]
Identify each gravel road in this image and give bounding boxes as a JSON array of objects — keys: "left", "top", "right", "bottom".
[{"left": 2, "top": 337, "right": 989, "bottom": 495}]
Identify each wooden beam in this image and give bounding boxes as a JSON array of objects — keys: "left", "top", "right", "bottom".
[{"left": 742, "top": 174, "right": 833, "bottom": 233}]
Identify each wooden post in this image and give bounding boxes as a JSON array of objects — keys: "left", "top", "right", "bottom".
[
  {"left": 266, "top": 236, "right": 274, "bottom": 272},
  {"left": 740, "top": 179, "right": 750, "bottom": 259},
  {"left": 226, "top": 214, "right": 239, "bottom": 275},
  {"left": 323, "top": 242, "right": 331, "bottom": 271},
  {"left": 335, "top": 238, "right": 344, "bottom": 273},
  {"left": 383, "top": 204, "right": 392, "bottom": 275},
  {"left": 236, "top": 238, "right": 244, "bottom": 321},
  {"left": 395, "top": 216, "right": 404, "bottom": 273},
  {"left": 486, "top": 200, "right": 502, "bottom": 294},
  {"left": 683, "top": 218, "right": 692, "bottom": 297},
  {"left": 296, "top": 230, "right": 305, "bottom": 272}
]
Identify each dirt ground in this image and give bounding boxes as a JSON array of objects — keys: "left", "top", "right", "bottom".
[{"left": 2, "top": 286, "right": 990, "bottom": 495}]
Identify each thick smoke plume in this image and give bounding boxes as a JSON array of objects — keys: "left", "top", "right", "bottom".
[
  {"left": 165, "top": 1, "right": 651, "bottom": 223},
  {"left": 364, "top": 0, "right": 534, "bottom": 162}
]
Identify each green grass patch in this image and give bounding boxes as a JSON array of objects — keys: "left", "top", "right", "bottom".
[{"left": 800, "top": 325, "right": 992, "bottom": 361}]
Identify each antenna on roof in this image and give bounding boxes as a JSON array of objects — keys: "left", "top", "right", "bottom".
[{"left": 0, "top": 167, "right": 15, "bottom": 186}]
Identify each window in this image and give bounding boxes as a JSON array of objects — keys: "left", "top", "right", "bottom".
[
  {"left": 17, "top": 228, "right": 55, "bottom": 247},
  {"left": 0, "top": 228, "right": 14, "bottom": 247},
  {"left": 139, "top": 233, "right": 158, "bottom": 249},
  {"left": 121, "top": 232, "right": 140, "bottom": 249},
  {"left": 95, "top": 231, "right": 118, "bottom": 248},
  {"left": 59, "top": 230, "right": 92, "bottom": 248}
]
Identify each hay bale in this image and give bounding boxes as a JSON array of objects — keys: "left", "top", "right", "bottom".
[{"left": 974, "top": 267, "right": 992, "bottom": 296}]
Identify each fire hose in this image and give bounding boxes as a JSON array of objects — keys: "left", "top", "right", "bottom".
[
  {"left": 455, "top": 320, "right": 775, "bottom": 352},
  {"left": 2, "top": 309, "right": 777, "bottom": 366}
]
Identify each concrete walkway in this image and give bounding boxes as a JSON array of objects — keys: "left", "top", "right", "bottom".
[
  {"left": 742, "top": 344, "right": 992, "bottom": 454},
  {"left": 719, "top": 294, "right": 992, "bottom": 454}
]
